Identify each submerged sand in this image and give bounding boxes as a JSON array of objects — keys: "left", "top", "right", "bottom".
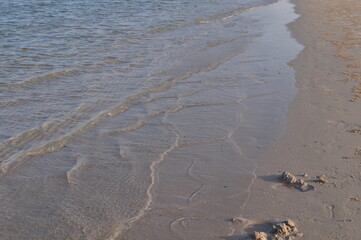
[
  {"left": 240, "top": 0, "right": 361, "bottom": 239},
  {"left": 1, "top": 0, "right": 360, "bottom": 239},
  {"left": 0, "top": 1, "right": 300, "bottom": 239}
]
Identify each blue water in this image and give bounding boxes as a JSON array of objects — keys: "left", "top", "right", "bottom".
[
  {"left": 1, "top": 0, "right": 274, "bottom": 142},
  {"left": 1, "top": 0, "right": 273, "bottom": 86}
]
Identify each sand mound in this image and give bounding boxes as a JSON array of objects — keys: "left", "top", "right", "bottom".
[
  {"left": 250, "top": 220, "right": 303, "bottom": 240},
  {"left": 281, "top": 172, "right": 313, "bottom": 191}
]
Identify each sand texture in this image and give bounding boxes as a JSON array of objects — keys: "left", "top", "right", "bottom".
[
  {"left": 1, "top": 0, "right": 360, "bottom": 239},
  {"left": 236, "top": 0, "right": 361, "bottom": 239}
]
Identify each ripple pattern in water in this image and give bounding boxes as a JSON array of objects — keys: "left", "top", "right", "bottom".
[{"left": 0, "top": 0, "right": 303, "bottom": 239}]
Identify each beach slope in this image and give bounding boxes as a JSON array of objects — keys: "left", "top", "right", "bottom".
[{"left": 242, "top": 0, "right": 361, "bottom": 239}]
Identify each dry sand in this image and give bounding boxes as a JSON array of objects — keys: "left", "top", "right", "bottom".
[{"left": 238, "top": 0, "right": 361, "bottom": 239}]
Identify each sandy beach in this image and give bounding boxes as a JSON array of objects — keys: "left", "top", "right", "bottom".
[
  {"left": 1, "top": 0, "right": 360, "bottom": 239},
  {"left": 239, "top": 0, "right": 361, "bottom": 239}
]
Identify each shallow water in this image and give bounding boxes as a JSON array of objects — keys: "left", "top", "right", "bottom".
[{"left": 0, "top": 0, "right": 301, "bottom": 239}]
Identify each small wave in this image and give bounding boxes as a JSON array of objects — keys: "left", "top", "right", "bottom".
[
  {"left": 147, "top": 4, "right": 272, "bottom": 36},
  {"left": 149, "top": 24, "right": 181, "bottom": 34},
  {"left": 1, "top": 69, "right": 80, "bottom": 89},
  {"left": 204, "top": 38, "right": 238, "bottom": 49},
  {"left": 25, "top": 70, "right": 80, "bottom": 85},
  {"left": 66, "top": 155, "right": 87, "bottom": 184},
  {"left": 0, "top": 82, "right": 31, "bottom": 89},
  {"left": 195, "top": 5, "right": 267, "bottom": 25},
  {"left": 0, "top": 99, "right": 27, "bottom": 108}
]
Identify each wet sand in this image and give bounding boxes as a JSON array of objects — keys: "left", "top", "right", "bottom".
[
  {"left": 2, "top": 0, "right": 360, "bottom": 239},
  {"left": 120, "top": 1, "right": 302, "bottom": 239},
  {"left": 239, "top": 0, "right": 361, "bottom": 239},
  {"left": 0, "top": 1, "right": 300, "bottom": 239}
]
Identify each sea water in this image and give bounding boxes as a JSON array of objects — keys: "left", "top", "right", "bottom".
[{"left": 0, "top": 0, "right": 301, "bottom": 239}]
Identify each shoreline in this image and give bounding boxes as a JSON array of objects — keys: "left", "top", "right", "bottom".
[
  {"left": 3, "top": 0, "right": 361, "bottom": 239},
  {"left": 243, "top": 0, "right": 361, "bottom": 239},
  {"left": 119, "top": 0, "right": 303, "bottom": 239},
  {"left": 1, "top": 1, "right": 303, "bottom": 239}
]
